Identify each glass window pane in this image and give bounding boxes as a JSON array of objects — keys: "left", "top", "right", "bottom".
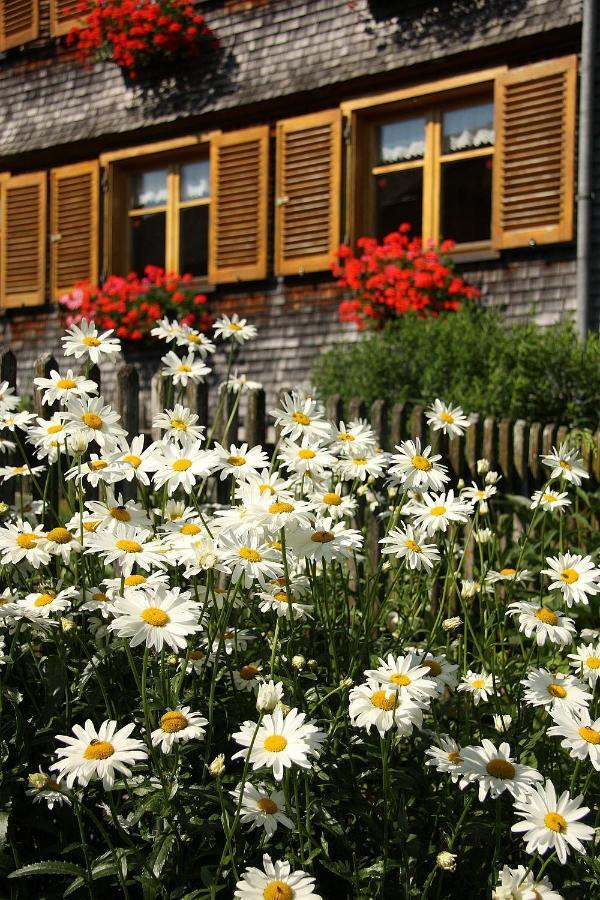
[
  {"left": 442, "top": 102, "right": 494, "bottom": 154},
  {"left": 130, "top": 169, "right": 168, "bottom": 208},
  {"left": 129, "top": 212, "right": 166, "bottom": 274},
  {"left": 179, "top": 205, "right": 209, "bottom": 277},
  {"left": 374, "top": 169, "right": 423, "bottom": 239},
  {"left": 440, "top": 156, "right": 493, "bottom": 243},
  {"left": 180, "top": 160, "right": 210, "bottom": 201},
  {"left": 378, "top": 117, "right": 426, "bottom": 164}
]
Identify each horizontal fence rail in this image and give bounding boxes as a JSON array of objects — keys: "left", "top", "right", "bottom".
[{"left": 1, "top": 349, "right": 599, "bottom": 504}]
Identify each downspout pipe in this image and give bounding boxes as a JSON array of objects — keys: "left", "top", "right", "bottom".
[{"left": 575, "top": 0, "right": 596, "bottom": 337}]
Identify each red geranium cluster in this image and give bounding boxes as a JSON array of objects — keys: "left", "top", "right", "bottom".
[
  {"left": 332, "top": 224, "right": 480, "bottom": 329},
  {"left": 59, "top": 266, "right": 213, "bottom": 342},
  {"left": 67, "top": 0, "right": 218, "bottom": 79}
]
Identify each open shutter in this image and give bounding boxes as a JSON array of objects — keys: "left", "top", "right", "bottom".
[
  {"left": 492, "top": 56, "right": 577, "bottom": 249},
  {"left": 49, "top": 0, "right": 81, "bottom": 37},
  {"left": 50, "top": 161, "right": 99, "bottom": 299},
  {"left": 275, "top": 109, "right": 341, "bottom": 275},
  {"left": 0, "top": 0, "right": 39, "bottom": 50},
  {"left": 209, "top": 126, "right": 269, "bottom": 283},
  {"left": 1, "top": 172, "right": 47, "bottom": 308}
]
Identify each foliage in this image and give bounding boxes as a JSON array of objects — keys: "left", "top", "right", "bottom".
[
  {"left": 332, "top": 224, "right": 480, "bottom": 329},
  {"left": 313, "top": 304, "right": 600, "bottom": 429},
  {"left": 59, "top": 265, "right": 212, "bottom": 341},
  {"left": 67, "top": 0, "right": 218, "bottom": 79}
]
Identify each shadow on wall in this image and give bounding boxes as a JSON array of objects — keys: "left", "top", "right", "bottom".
[{"left": 364, "top": 0, "right": 530, "bottom": 48}]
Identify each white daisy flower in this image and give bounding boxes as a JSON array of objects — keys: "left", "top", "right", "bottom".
[
  {"left": 531, "top": 488, "right": 571, "bottom": 512},
  {"left": 511, "top": 779, "right": 594, "bottom": 864},
  {"left": 214, "top": 313, "right": 257, "bottom": 343},
  {"left": 336, "top": 450, "right": 387, "bottom": 483},
  {"left": 329, "top": 419, "right": 377, "bottom": 455},
  {"left": 493, "top": 864, "right": 563, "bottom": 900},
  {"left": 65, "top": 453, "right": 123, "bottom": 487},
  {"left": 246, "top": 468, "right": 290, "bottom": 499},
  {"left": 348, "top": 678, "right": 423, "bottom": 737},
  {"left": 160, "top": 351, "right": 210, "bottom": 387},
  {"left": 457, "top": 739, "right": 542, "bottom": 801},
  {"left": 84, "top": 491, "right": 151, "bottom": 532},
  {"left": 542, "top": 552, "right": 600, "bottom": 607},
  {"left": 64, "top": 396, "right": 126, "bottom": 448},
  {"left": 232, "top": 707, "right": 325, "bottom": 781},
  {"left": 33, "top": 369, "right": 98, "bottom": 406},
  {"left": 27, "top": 772, "right": 72, "bottom": 810},
  {"left": 568, "top": 641, "right": 600, "bottom": 686},
  {"left": 207, "top": 626, "right": 255, "bottom": 657},
  {"left": 365, "top": 652, "right": 437, "bottom": 706},
  {"left": 51, "top": 719, "right": 146, "bottom": 790},
  {"left": 103, "top": 571, "right": 170, "bottom": 600},
  {"left": 486, "top": 566, "right": 529, "bottom": 586},
  {"left": 388, "top": 438, "right": 449, "bottom": 491},
  {"left": 233, "top": 661, "right": 263, "bottom": 692},
  {"left": 219, "top": 533, "right": 284, "bottom": 588},
  {"left": 461, "top": 482, "right": 497, "bottom": 505},
  {"left": 408, "top": 650, "right": 459, "bottom": 693},
  {"left": 151, "top": 439, "right": 218, "bottom": 495},
  {"left": 547, "top": 706, "right": 600, "bottom": 770},
  {"left": 79, "top": 586, "right": 116, "bottom": 617},
  {"left": 62, "top": 320, "right": 121, "bottom": 364},
  {"left": 521, "top": 668, "right": 591, "bottom": 711},
  {"left": 152, "top": 404, "right": 206, "bottom": 443},
  {"left": 234, "top": 853, "right": 322, "bottom": 900},
  {"left": 0, "top": 519, "right": 50, "bottom": 569},
  {"left": 279, "top": 437, "right": 336, "bottom": 477},
  {"left": 0, "top": 410, "right": 35, "bottom": 432},
  {"left": 18, "top": 586, "right": 78, "bottom": 618},
  {"left": 457, "top": 670, "right": 496, "bottom": 705},
  {"left": 86, "top": 525, "right": 165, "bottom": 576},
  {"left": 425, "top": 736, "right": 464, "bottom": 783},
  {"left": 150, "top": 317, "right": 184, "bottom": 343},
  {"left": 258, "top": 586, "right": 313, "bottom": 620},
  {"left": 506, "top": 601, "right": 576, "bottom": 646},
  {"left": 150, "top": 707, "right": 207, "bottom": 753},
  {"left": 379, "top": 523, "right": 440, "bottom": 572},
  {"left": 230, "top": 783, "right": 293, "bottom": 837},
  {"left": 0, "top": 380, "right": 19, "bottom": 410},
  {"left": 175, "top": 324, "right": 215, "bottom": 356},
  {"left": 109, "top": 585, "right": 202, "bottom": 652},
  {"left": 541, "top": 444, "right": 589, "bottom": 486},
  {"left": 309, "top": 483, "right": 357, "bottom": 520},
  {"left": 106, "top": 435, "right": 158, "bottom": 485},
  {"left": 288, "top": 517, "right": 362, "bottom": 562},
  {"left": 0, "top": 462, "right": 45, "bottom": 482},
  {"left": 425, "top": 399, "right": 470, "bottom": 437},
  {"left": 213, "top": 442, "right": 269, "bottom": 481},
  {"left": 225, "top": 370, "right": 262, "bottom": 393},
  {"left": 271, "top": 392, "right": 331, "bottom": 442},
  {"left": 402, "top": 490, "right": 472, "bottom": 535}
]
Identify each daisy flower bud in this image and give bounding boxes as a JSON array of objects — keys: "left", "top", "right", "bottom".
[
  {"left": 479, "top": 500, "right": 489, "bottom": 515},
  {"left": 386, "top": 611, "right": 399, "bottom": 632},
  {"left": 28, "top": 771, "right": 49, "bottom": 790},
  {"left": 477, "top": 458, "right": 490, "bottom": 475},
  {"left": 442, "top": 617, "right": 462, "bottom": 632},
  {"left": 456, "top": 478, "right": 465, "bottom": 491},
  {"left": 485, "top": 470, "right": 500, "bottom": 485},
  {"left": 68, "top": 429, "right": 91, "bottom": 454},
  {"left": 436, "top": 851, "right": 457, "bottom": 871},
  {"left": 60, "top": 618, "right": 76, "bottom": 633},
  {"left": 256, "top": 680, "right": 284, "bottom": 713},
  {"left": 208, "top": 754, "right": 226, "bottom": 778},
  {"left": 291, "top": 655, "right": 305, "bottom": 670},
  {"left": 382, "top": 559, "right": 392, "bottom": 572},
  {"left": 307, "top": 659, "right": 318, "bottom": 670},
  {"left": 493, "top": 714, "right": 513, "bottom": 733},
  {"left": 0, "top": 502, "right": 9, "bottom": 516}
]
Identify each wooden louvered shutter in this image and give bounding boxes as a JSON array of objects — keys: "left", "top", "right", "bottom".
[
  {"left": 492, "top": 56, "right": 577, "bottom": 249},
  {"left": 209, "top": 126, "right": 269, "bottom": 283},
  {"left": 275, "top": 110, "right": 341, "bottom": 275},
  {"left": 50, "top": 162, "right": 99, "bottom": 299},
  {"left": 50, "top": 0, "right": 81, "bottom": 37},
  {"left": 1, "top": 172, "right": 47, "bottom": 308},
  {"left": 0, "top": 0, "right": 39, "bottom": 50}
]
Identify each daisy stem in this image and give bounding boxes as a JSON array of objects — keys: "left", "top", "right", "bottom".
[
  {"left": 73, "top": 796, "right": 95, "bottom": 900},
  {"left": 293, "top": 772, "right": 307, "bottom": 868},
  {"left": 380, "top": 734, "right": 390, "bottom": 892}
]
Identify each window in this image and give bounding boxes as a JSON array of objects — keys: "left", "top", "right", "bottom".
[
  {"left": 127, "top": 158, "right": 210, "bottom": 277},
  {"left": 369, "top": 98, "right": 494, "bottom": 249}
]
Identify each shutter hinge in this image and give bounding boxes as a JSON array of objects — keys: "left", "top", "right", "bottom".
[
  {"left": 101, "top": 169, "right": 109, "bottom": 193},
  {"left": 343, "top": 120, "right": 352, "bottom": 145}
]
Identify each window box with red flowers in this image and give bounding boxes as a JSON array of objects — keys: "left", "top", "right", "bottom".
[
  {"left": 67, "top": 0, "right": 219, "bottom": 79},
  {"left": 59, "top": 266, "right": 213, "bottom": 346},
  {"left": 332, "top": 224, "right": 480, "bottom": 330}
]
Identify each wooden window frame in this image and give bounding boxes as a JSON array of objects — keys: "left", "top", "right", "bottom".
[
  {"left": 0, "top": 171, "right": 47, "bottom": 309},
  {"left": 49, "top": 0, "right": 82, "bottom": 37},
  {"left": 0, "top": 0, "right": 39, "bottom": 50}
]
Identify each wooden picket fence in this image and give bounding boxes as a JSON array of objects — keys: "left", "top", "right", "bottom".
[{"left": 1, "top": 348, "right": 599, "bottom": 507}]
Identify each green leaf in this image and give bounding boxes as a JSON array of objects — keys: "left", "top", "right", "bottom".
[{"left": 9, "top": 860, "right": 86, "bottom": 879}]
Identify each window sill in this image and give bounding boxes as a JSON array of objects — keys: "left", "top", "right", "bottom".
[{"left": 448, "top": 248, "right": 500, "bottom": 264}]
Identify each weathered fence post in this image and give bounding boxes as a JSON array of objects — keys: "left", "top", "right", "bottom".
[
  {"left": 370, "top": 399, "right": 388, "bottom": 450},
  {"left": 246, "top": 388, "right": 266, "bottom": 447},
  {"left": 116, "top": 364, "right": 140, "bottom": 440},
  {"left": 390, "top": 403, "right": 405, "bottom": 448}
]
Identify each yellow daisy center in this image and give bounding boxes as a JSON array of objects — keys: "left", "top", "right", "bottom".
[
  {"left": 352, "top": 457, "right": 367, "bottom": 466},
  {"left": 405, "top": 539, "right": 422, "bottom": 553},
  {"left": 109, "top": 506, "right": 131, "bottom": 522},
  {"left": 411, "top": 454, "right": 432, "bottom": 471},
  {"left": 228, "top": 322, "right": 243, "bottom": 331},
  {"left": 548, "top": 683, "right": 567, "bottom": 699},
  {"left": 239, "top": 664, "right": 259, "bottom": 680},
  {"left": 423, "top": 660, "right": 442, "bottom": 676},
  {"left": 257, "top": 797, "right": 278, "bottom": 814},
  {"left": 389, "top": 673, "right": 411, "bottom": 687},
  {"left": 89, "top": 460, "right": 108, "bottom": 470},
  {"left": 124, "top": 574, "right": 146, "bottom": 586},
  {"left": 47, "top": 424, "right": 64, "bottom": 435},
  {"left": 544, "top": 812, "right": 567, "bottom": 833},
  {"left": 160, "top": 711, "right": 188, "bottom": 733},
  {"left": 471, "top": 679, "right": 485, "bottom": 690},
  {"left": 17, "top": 533, "right": 38, "bottom": 549},
  {"left": 263, "top": 882, "right": 292, "bottom": 900},
  {"left": 34, "top": 592, "right": 57, "bottom": 607},
  {"left": 323, "top": 492, "right": 342, "bottom": 506},
  {"left": 47, "top": 527, "right": 72, "bottom": 544},
  {"left": 141, "top": 607, "right": 170, "bottom": 627},
  {"left": 439, "top": 411, "right": 455, "bottom": 424},
  {"left": 292, "top": 412, "right": 311, "bottom": 426},
  {"left": 559, "top": 460, "right": 572, "bottom": 471},
  {"left": 448, "top": 751, "right": 462, "bottom": 764},
  {"left": 239, "top": 547, "right": 262, "bottom": 562},
  {"left": 178, "top": 365, "right": 192, "bottom": 373},
  {"left": 83, "top": 740, "right": 114, "bottom": 760},
  {"left": 500, "top": 568, "right": 516, "bottom": 577},
  {"left": 585, "top": 656, "right": 600, "bottom": 669},
  {"left": 370, "top": 690, "right": 397, "bottom": 711},
  {"left": 82, "top": 412, "right": 103, "bottom": 430},
  {"left": 560, "top": 568, "right": 579, "bottom": 584},
  {"left": 430, "top": 505, "right": 446, "bottom": 517},
  {"left": 338, "top": 432, "right": 355, "bottom": 441},
  {"left": 115, "top": 539, "right": 142, "bottom": 553},
  {"left": 92, "top": 592, "right": 108, "bottom": 603},
  {"left": 579, "top": 726, "right": 600, "bottom": 745},
  {"left": 82, "top": 336, "right": 101, "bottom": 347},
  {"left": 172, "top": 459, "right": 192, "bottom": 471},
  {"left": 83, "top": 520, "right": 100, "bottom": 532},
  {"left": 170, "top": 419, "right": 188, "bottom": 430},
  {"left": 486, "top": 759, "right": 515, "bottom": 779},
  {"left": 11, "top": 466, "right": 27, "bottom": 473},
  {"left": 269, "top": 502, "right": 294, "bottom": 514},
  {"left": 227, "top": 455, "right": 246, "bottom": 466},
  {"left": 311, "top": 530, "right": 334, "bottom": 543},
  {"left": 274, "top": 591, "right": 289, "bottom": 603},
  {"left": 189, "top": 650, "right": 205, "bottom": 661},
  {"left": 298, "top": 449, "right": 315, "bottom": 460},
  {"left": 535, "top": 608, "right": 558, "bottom": 626},
  {"left": 181, "top": 523, "right": 201, "bottom": 535},
  {"left": 259, "top": 483, "right": 276, "bottom": 495},
  {"left": 56, "top": 378, "right": 77, "bottom": 389},
  {"left": 123, "top": 454, "right": 141, "bottom": 468},
  {"left": 542, "top": 493, "right": 557, "bottom": 503},
  {"left": 263, "top": 735, "right": 287, "bottom": 753}
]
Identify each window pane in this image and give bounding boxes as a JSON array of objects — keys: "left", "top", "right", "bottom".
[
  {"left": 130, "top": 212, "right": 166, "bottom": 273},
  {"left": 374, "top": 169, "right": 423, "bottom": 238},
  {"left": 181, "top": 160, "right": 210, "bottom": 201},
  {"left": 130, "top": 169, "right": 168, "bottom": 208},
  {"left": 442, "top": 102, "right": 494, "bottom": 154},
  {"left": 179, "top": 205, "right": 209, "bottom": 277},
  {"left": 440, "top": 156, "right": 493, "bottom": 243},
  {"left": 378, "top": 117, "right": 426, "bottom": 164}
]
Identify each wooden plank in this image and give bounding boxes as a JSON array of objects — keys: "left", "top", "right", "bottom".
[{"left": 246, "top": 388, "right": 266, "bottom": 448}]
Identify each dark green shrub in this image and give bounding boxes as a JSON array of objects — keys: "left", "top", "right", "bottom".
[{"left": 312, "top": 305, "right": 600, "bottom": 428}]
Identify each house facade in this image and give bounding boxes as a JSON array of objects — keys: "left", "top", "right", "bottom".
[{"left": 0, "top": 0, "right": 595, "bottom": 422}]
